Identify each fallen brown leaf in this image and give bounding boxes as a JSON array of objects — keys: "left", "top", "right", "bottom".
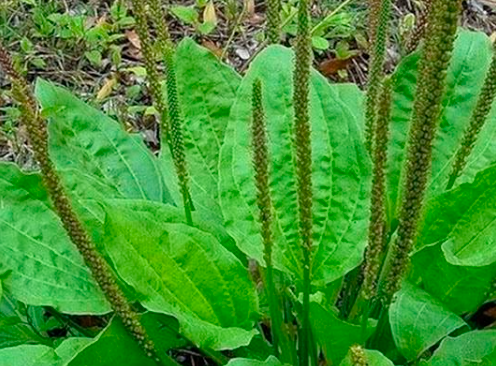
[
  {"left": 201, "top": 40, "right": 223, "bottom": 58},
  {"left": 319, "top": 57, "right": 353, "bottom": 77},
  {"left": 125, "top": 30, "right": 141, "bottom": 50}
]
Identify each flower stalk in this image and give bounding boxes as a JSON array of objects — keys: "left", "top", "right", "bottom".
[
  {"left": 266, "top": 0, "right": 281, "bottom": 44},
  {"left": 363, "top": 77, "right": 392, "bottom": 299},
  {"left": 129, "top": 0, "right": 167, "bottom": 138},
  {"left": 380, "top": 0, "right": 462, "bottom": 302},
  {"left": 293, "top": 0, "right": 313, "bottom": 364},
  {"left": 350, "top": 77, "right": 393, "bottom": 322},
  {"left": 364, "top": 0, "right": 392, "bottom": 153},
  {"left": 0, "top": 44, "right": 175, "bottom": 366},
  {"left": 251, "top": 79, "right": 292, "bottom": 360},
  {"left": 447, "top": 41, "right": 496, "bottom": 189},
  {"left": 131, "top": 0, "right": 194, "bottom": 224}
]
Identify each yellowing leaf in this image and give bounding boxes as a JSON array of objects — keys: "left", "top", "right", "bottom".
[
  {"left": 96, "top": 77, "right": 117, "bottom": 101},
  {"left": 203, "top": 1, "right": 217, "bottom": 24}
]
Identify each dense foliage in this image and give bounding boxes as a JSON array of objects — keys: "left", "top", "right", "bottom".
[{"left": 1, "top": 0, "right": 496, "bottom": 365}]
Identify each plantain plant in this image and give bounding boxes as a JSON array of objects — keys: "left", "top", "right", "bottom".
[{"left": 1, "top": 0, "right": 496, "bottom": 365}]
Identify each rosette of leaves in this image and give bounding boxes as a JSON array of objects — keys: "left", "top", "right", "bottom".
[{"left": 2, "top": 13, "right": 496, "bottom": 366}]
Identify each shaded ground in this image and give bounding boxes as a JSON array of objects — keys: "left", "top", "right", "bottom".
[{"left": 1, "top": 0, "right": 496, "bottom": 163}]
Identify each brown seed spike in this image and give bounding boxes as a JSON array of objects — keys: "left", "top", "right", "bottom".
[
  {"left": 0, "top": 42, "right": 175, "bottom": 366},
  {"left": 380, "top": 0, "right": 462, "bottom": 302}
]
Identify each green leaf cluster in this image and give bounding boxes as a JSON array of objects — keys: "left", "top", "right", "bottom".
[{"left": 2, "top": 10, "right": 496, "bottom": 366}]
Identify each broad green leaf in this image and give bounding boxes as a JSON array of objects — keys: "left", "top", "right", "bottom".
[
  {"left": 389, "top": 282, "right": 466, "bottom": 361},
  {"left": 340, "top": 349, "right": 395, "bottom": 366},
  {"left": 219, "top": 45, "right": 371, "bottom": 285},
  {"left": 441, "top": 169, "right": 496, "bottom": 266},
  {"left": 310, "top": 302, "right": 375, "bottom": 365},
  {"left": 102, "top": 204, "right": 258, "bottom": 350},
  {"left": 410, "top": 165, "right": 496, "bottom": 313},
  {"left": 418, "top": 164, "right": 496, "bottom": 266},
  {"left": 333, "top": 83, "right": 365, "bottom": 131},
  {"left": 419, "top": 330, "right": 496, "bottom": 366},
  {"left": 65, "top": 314, "right": 183, "bottom": 366},
  {"left": 412, "top": 243, "right": 496, "bottom": 314},
  {"left": 35, "top": 79, "right": 171, "bottom": 204},
  {"left": 0, "top": 163, "right": 110, "bottom": 314},
  {"left": 0, "top": 345, "right": 60, "bottom": 366},
  {"left": 227, "top": 356, "right": 282, "bottom": 366},
  {"left": 160, "top": 38, "right": 241, "bottom": 221},
  {"left": 388, "top": 30, "right": 495, "bottom": 218},
  {"left": 96, "top": 199, "right": 244, "bottom": 261}
]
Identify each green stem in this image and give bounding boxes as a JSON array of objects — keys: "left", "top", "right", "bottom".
[
  {"left": 360, "top": 300, "right": 370, "bottom": 344},
  {"left": 300, "top": 261, "right": 311, "bottom": 366}
]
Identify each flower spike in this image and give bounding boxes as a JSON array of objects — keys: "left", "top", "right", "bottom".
[
  {"left": 266, "top": 0, "right": 281, "bottom": 44},
  {"left": 364, "top": 0, "right": 392, "bottom": 153},
  {"left": 362, "top": 77, "right": 393, "bottom": 301},
  {"left": 381, "top": 0, "right": 462, "bottom": 301},
  {"left": 131, "top": 0, "right": 194, "bottom": 224},
  {"left": 293, "top": 0, "right": 313, "bottom": 365},
  {"left": 0, "top": 44, "right": 174, "bottom": 366}
]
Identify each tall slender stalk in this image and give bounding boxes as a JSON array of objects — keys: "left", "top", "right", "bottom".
[
  {"left": 0, "top": 44, "right": 177, "bottom": 366},
  {"left": 447, "top": 41, "right": 496, "bottom": 189},
  {"left": 380, "top": 0, "right": 462, "bottom": 302},
  {"left": 364, "top": 0, "right": 392, "bottom": 153},
  {"left": 293, "top": 0, "right": 313, "bottom": 365},
  {"left": 350, "top": 77, "right": 393, "bottom": 322},
  {"left": 131, "top": 0, "right": 194, "bottom": 224},
  {"left": 266, "top": 0, "right": 281, "bottom": 44},
  {"left": 251, "top": 79, "right": 292, "bottom": 360},
  {"left": 129, "top": 0, "right": 167, "bottom": 130}
]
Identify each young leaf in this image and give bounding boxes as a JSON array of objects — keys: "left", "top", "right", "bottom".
[
  {"left": 160, "top": 38, "right": 241, "bottom": 221},
  {"left": 170, "top": 6, "right": 199, "bottom": 25},
  {"left": 102, "top": 203, "right": 258, "bottom": 350},
  {"left": 219, "top": 45, "right": 371, "bottom": 285},
  {"left": 388, "top": 31, "right": 496, "bottom": 217},
  {"left": 310, "top": 302, "right": 376, "bottom": 364},
  {"left": 0, "top": 163, "right": 110, "bottom": 314},
  {"left": 35, "top": 79, "right": 172, "bottom": 204},
  {"left": 419, "top": 330, "right": 496, "bottom": 366},
  {"left": 389, "top": 282, "right": 466, "bottom": 361}
]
